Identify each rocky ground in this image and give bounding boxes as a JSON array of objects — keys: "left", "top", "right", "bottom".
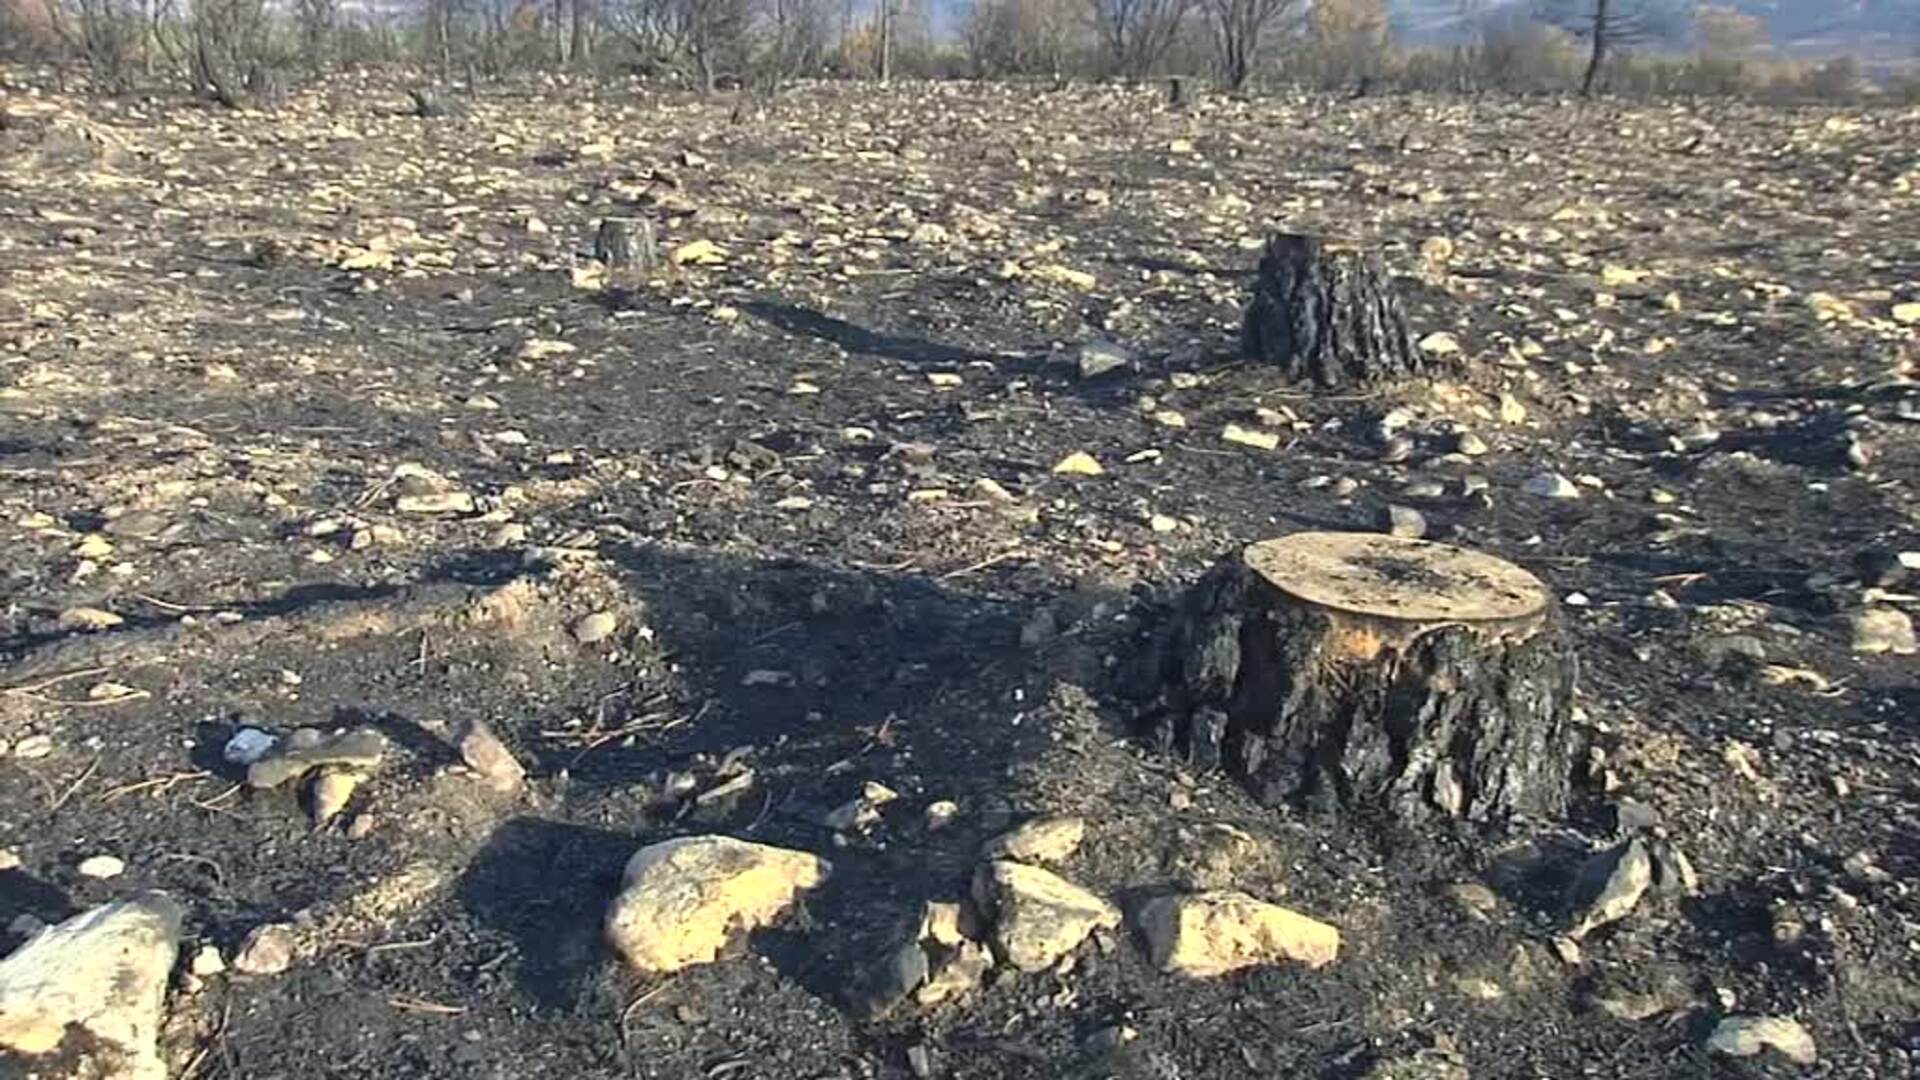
[{"left": 0, "top": 72, "right": 1917, "bottom": 1080}]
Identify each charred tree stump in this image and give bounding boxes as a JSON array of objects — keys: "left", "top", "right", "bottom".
[
  {"left": 1141, "top": 532, "right": 1580, "bottom": 825},
  {"left": 595, "top": 217, "right": 658, "bottom": 271},
  {"left": 1242, "top": 233, "right": 1426, "bottom": 389}
]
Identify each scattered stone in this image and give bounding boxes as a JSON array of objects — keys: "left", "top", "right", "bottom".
[
  {"left": 0, "top": 848, "right": 19, "bottom": 872},
  {"left": 605, "top": 836, "right": 830, "bottom": 975},
  {"left": 189, "top": 945, "right": 226, "bottom": 977},
  {"left": 982, "top": 816, "right": 1085, "bottom": 865},
  {"left": 1052, "top": 451, "right": 1104, "bottom": 476},
  {"left": 231, "top": 922, "right": 297, "bottom": 976},
  {"left": 905, "top": 1043, "right": 933, "bottom": 1078},
  {"left": 1707, "top": 1015, "right": 1817, "bottom": 1065},
  {"left": 1221, "top": 423, "right": 1281, "bottom": 450},
  {"left": 1454, "top": 430, "right": 1489, "bottom": 456},
  {"left": 1608, "top": 798, "right": 1660, "bottom": 833},
  {"left": 1892, "top": 301, "right": 1920, "bottom": 325},
  {"left": 1077, "top": 340, "right": 1133, "bottom": 379},
  {"left": 925, "top": 800, "right": 960, "bottom": 830},
  {"left": 395, "top": 491, "right": 477, "bottom": 515},
  {"left": 57, "top": 606, "right": 123, "bottom": 632},
  {"left": 11, "top": 734, "right": 53, "bottom": 760},
  {"left": 971, "top": 860, "right": 1119, "bottom": 973},
  {"left": 1363, "top": 1047, "right": 1471, "bottom": 1080},
  {"left": 1444, "top": 881, "right": 1500, "bottom": 921},
  {"left": 308, "top": 767, "right": 360, "bottom": 825},
  {"left": 456, "top": 719, "right": 526, "bottom": 793},
  {"left": 1646, "top": 837, "right": 1699, "bottom": 898},
  {"left": 574, "top": 610, "right": 620, "bottom": 644},
  {"left": 1522, "top": 472, "right": 1581, "bottom": 499},
  {"left": 222, "top": 728, "right": 277, "bottom": 766},
  {"left": 915, "top": 940, "right": 991, "bottom": 1007},
  {"left": 103, "top": 510, "right": 168, "bottom": 539},
  {"left": 852, "top": 939, "right": 929, "bottom": 1018},
  {"left": 77, "top": 855, "right": 125, "bottom": 879},
  {"left": 1379, "top": 434, "right": 1415, "bottom": 463},
  {"left": 1135, "top": 891, "right": 1340, "bottom": 977},
  {"left": 1849, "top": 607, "right": 1917, "bottom": 655},
  {"left": 1418, "top": 331, "right": 1461, "bottom": 356},
  {"left": 245, "top": 727, "right": 387, "bottom": 789},
  {"left": 0, "top": 892, "right": 181, "bottom": 1080},
  {"left": 1568, "top": 838, "right": 1652, "bottom": 940},
  {"left": 1381, "top": 504, "right": 1427, "bottom": 539}
]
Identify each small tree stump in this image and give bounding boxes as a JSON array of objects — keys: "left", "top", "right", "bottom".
[
  {"left": 1141, "top": 533, "right": 1579, "bottom": 825},
  {"left": 1242, "top": 233, "right": 1426, "bottom": 389},
  {"left": 595, "top": 217, "right": 658, "bottom": 271}
]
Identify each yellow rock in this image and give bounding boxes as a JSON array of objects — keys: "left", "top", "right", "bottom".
[
  {"left": 337, "top": 248, "right": 394, "bottom": 272},
  {"left": 671, "top": 239, "right": 727, "bottom": 266},
  {"left": 1136, "top": 890, "right": 1340, "bottom": 977},
  {"left": 606, "top": 836, "right": 830, "bottom": 975},
  {"left": 983, "top": 816, "right": 1085, "bottom": 864},
  {"left": 1807, "top": 292, "right": 1854, "bottom": 323},
  {"left": 1600, "top": 265, "right": 1649, "bottom": 288},
  {"left": 1052, "top": 451, "right": 1104, "bottom": 476},
  {"left": 1221, "top": 424, "right": 1280, "bottom": 451},
  {"left": 57, "top": 606, "right": 123, "bottom": 632},
  {"left": 1033, "top": 264, "right": 1096, "bottom": 291},
  {"left": 1892, "top": 302, "right": 1920, "bottom": 325},
  {"left": 973, "top": 860, "right": 1120, "bottom": 973}
]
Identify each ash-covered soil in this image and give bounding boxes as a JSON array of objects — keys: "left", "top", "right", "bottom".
[{"left": 1, "top": 74, "right": 1918, "bottom": 1079}]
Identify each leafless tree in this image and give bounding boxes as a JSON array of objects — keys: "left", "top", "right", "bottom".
[
  {"left": 1089, "top": 0, "right": 1192, "bottom": 79},
  {"left": 1203, "top": 0, "right": 1299, "bottom": 91},
  {"left": 1538, "top": 0, "right": 1693, "bottom": 96}
]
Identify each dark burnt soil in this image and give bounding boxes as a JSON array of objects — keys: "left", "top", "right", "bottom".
[{"left": 1, "top": 74, "right": 1918, "bottom": 1079}]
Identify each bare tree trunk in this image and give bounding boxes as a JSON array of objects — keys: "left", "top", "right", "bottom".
[
  {"left": 553, "top": 0, "right": 570, "bottom": 65},
  {"left": 1580, "top": 0, "right": 1609, "bottom": 97},
  {"left": 877, "top": 0, "right": 891, "bottom": 81},
  {"left": 571, "top": 0, "right": 591, "bottom": 67}
]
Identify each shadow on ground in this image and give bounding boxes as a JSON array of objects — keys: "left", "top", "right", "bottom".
[{"left": 446, "top": 540, "right": 1079, "bottom": 1021}]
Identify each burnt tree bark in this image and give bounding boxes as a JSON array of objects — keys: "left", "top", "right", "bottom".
[
  {"left": 595, "top": 217, "right": 657, "bottom": 271},
  {"left": 1138, "top": 533, "right": 1580, "bottom": 826},
  {"left": 1242, "top": 233, "right": 1426, "bottom": 389}
]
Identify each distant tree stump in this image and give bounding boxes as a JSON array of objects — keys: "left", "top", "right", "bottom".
[
  {"left": 595, "top": 217, "right": 658, "bottom": 271},
  {"left": 1168, "top": 76, "right": 1189, "bottom": 107},
  {"left": 1242, "top": 233, "right": 1426, "bottom": 389},
  {"left": 409, "top": 88, "right": 451, "bottom": 118},
  {"left": 1141, "top": 533, "right": 1579, "bottom": 825}
]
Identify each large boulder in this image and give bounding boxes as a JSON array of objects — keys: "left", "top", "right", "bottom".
[
  {"left": 0, "top": 892, "right": 183, "bottom": 1080},
  {"left": 605, "top": 836, "right": 831, "bottom": 975}
]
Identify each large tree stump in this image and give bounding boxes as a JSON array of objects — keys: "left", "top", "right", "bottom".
[
  {"left": 1242, "top": 233, "right": 1426, "bottom": 389},
  {"left": 1141, "top": 533, "right": 1580, "bottom": 826}
]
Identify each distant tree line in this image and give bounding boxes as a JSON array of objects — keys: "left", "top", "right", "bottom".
[{"left": 0, "top": 0, "right": 1909, "bottom": 104}]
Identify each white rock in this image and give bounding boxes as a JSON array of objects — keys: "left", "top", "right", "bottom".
[
  {"left": 189, "top": 945, "right": 226, "bottom": 977},
  {"left": 1849, "top": 607, "right": 1917, "bottom": 655},
  {"left": 222, "top": 728, "right": 278, "bottom": 766},
  {"left": 77, "top": 855, "right": 125, "bottom": 879},
  {"left": 232, "top": 923, "right": 297, "bottom": 976},
  {"left": 0, "top": 892, "right": 181, "bottom": 1080},
  {"left": 1522, "top": 472, "right": 1581, "bottom": 499},
  {"left": 574, "top": 611, "right": 619, "bottom": 644},
  {"left": 605, "top": 836, "right": 831, "bottom": 975},
  {"left": 1707, "top": 1015, "right": 1816, "bottom": 1065}
]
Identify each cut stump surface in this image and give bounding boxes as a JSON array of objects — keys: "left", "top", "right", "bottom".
[{"left": 1141, "top": 532, "right": 1579, "bottom": 825}]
